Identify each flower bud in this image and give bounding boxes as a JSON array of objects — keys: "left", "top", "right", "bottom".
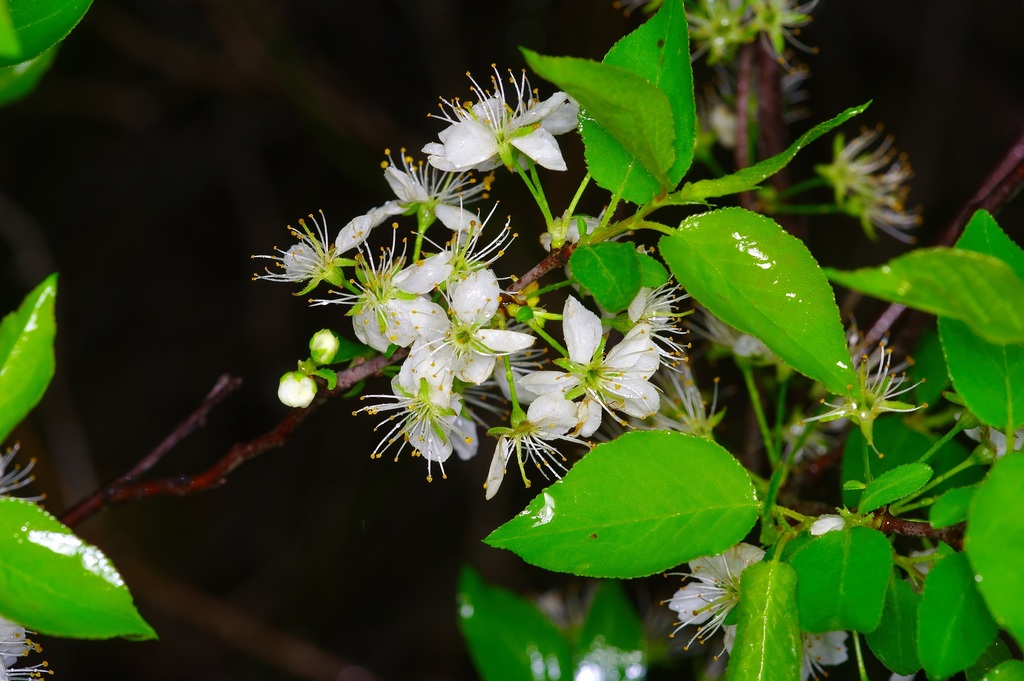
[
  {"left": 309, "top": 329, "right": 341, "bottom": 365},
  {"left": 278, "top": 371, "right": 316, "bottom": 408},
  {"left": 810, "top": 514, "right": 846, "bottom": 536}
]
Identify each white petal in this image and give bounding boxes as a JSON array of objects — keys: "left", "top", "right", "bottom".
[
  {"left": 353, "top": 306, "right": 390, "bottom": 352},
  {"left": 398, "top": 340, "right": 455, "bottom": 400},
  {"left": 435, "top": 203, "right": 479, "bottom": 232},
  {"left": 336, "top": 201, "right": 402, "bottom": 253},
  {"left": 511, "top": 129, "right": 567, "bottom": 171},
  {"left": 383, "top": 165, "right": 425, "bottom": 203},
  {"left": 563, "top": 296, "right": 601, "bottom": 363},
  {"left": 455, "top": 351, "right": 496, "bottom": 385},
  {"left": 387, "top": 297, "right": 447, "bottom": 347},
  {"left": 433, "top": 120, "right": 499, "bottom": 171},
  {"left": 577, "top": 398, "right": 603, "bottom": 437},
  {"left": 278, "top": 372, "right": 316, "bottom": 408},
  {"left": 539, "top": 95, "right": 580, "bottom": 135},
  {"left": 484, "top": 438, "right": 512, "bottom": 500},
  {"left": 422, "top": 142, "right": 457, "bottom": 171},
  {"left": 606, "top": 377, "right": 660, "bottom": 418},
  {"left": 665, "top": 582, "right": 720, "bottom": 625},
  {"left": 394, "top": 251, "right": 452, "bottom": 294},
  {"left": 518, "top": 92, "right": 571, "bottom": 128},
  {"left": 809, "top": 514, "right": 846, "bottom": 536},
  {"left": 605, "top": 323, "right": 659, "bottom": 377},
  {"left": 520, "top": 370, "right": 579, "bottom": 396},
  {"left": 475, "top": 329, "right": 536, "bottom": 354},
  {"left": 452, "top": 411, "right": 478, "bottom": 461},
  {"left": 452, "top": 269, "right": 501, "bottom": 324},
  {"left": 526, "top": 393, "right": 578, "bottom": 435},
  {"left": 628, "top": 288, "right": 652, "bottom": 323}
]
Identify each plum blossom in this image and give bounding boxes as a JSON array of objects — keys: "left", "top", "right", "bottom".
[
  {"left": 521, "top": 296, "right": 661, "bottom": 435},
  {"left": 378, "top": 148, "right": 492, "bottom": 232},
  {"left": 649, "top": 364, "right": 721, "bottom": 440},
  {"left": 253, "top": 210, "right": 349, "bottom": 294},
  {"left": 423, "top": 66, "right": 579, "bottom": 172},
  {"left": 484, "top": 393, "right": 588, "bottom": 499},
  {"left": 0, "top": 445, "right": 40, "bottom": 500},
  {"left": 0, "top": 615, "right": 50, "bottom": 679},
  {"left": 627, "top": 283, "right": 691, "bottom": 368}
]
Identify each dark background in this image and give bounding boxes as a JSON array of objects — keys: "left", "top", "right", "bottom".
[{"left": 0, "top": 1, "right": 1021, "bottom": 679}]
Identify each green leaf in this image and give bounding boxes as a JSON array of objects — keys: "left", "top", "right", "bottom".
[
  {"left": 858, "top": 463, "right": 932, "bottom": 513},
  {"left": 676, "top": 103, "right": 869, "bottom": 202},
  {"left": 966, "top": 637, "right": 1012, "bottom": 681},
  {"left": 0, "top": 44, "right": 56, "bottom": 106},
  {"left": 842, "top": 416, "right": 981, "bottom": 508},
  {"left": 0, "top": 0, "right": 21, "bottom": 60},
  {"left": 930, "top": 485, "right": 978, "bottom": 529},
  {"left": 967, "top": 454, "right": 1024, "bottom": 650},
  {"left": 333, "top": 335, "right": 374, "bottom": 363},
  {"left": 0, "top": 498, "right": 156, "bottom": 639},
  {"left": 866, "top": 578, "right": 921, "bottom": 676},
  {"left": 523, "top": 49, "right": 674, "bottom": 189},
  {"left": 580, "top": 0, "right": 694, "bottom": 204},
  {"left": 457, "top": 567, "right": 572, "bottom": 681},
  {"left": 983, "top": 660, "right": 1024, "bottom": 681},
  {"left": 575, "top": 582, "right": 646, "bottom": 679},
  {"left": 918, "top": 551, "right": 998, "bottom": 679},
  {"left": 0, "top": 273, "right": 57, "bottom": 445},
  {"left": 725, "top": 561, "right": 801, "bottom": 681},
  {"left": 637, "top": 251, "right": 669, "bottom": 288},
  {"left": 939, "top": 210, "right": 1024, "bottom": 431},
  {"left": 659, "top": 207, "right": 856, "bottom": 395},
  {"left": 826, "top": 248, "right": 1024, "bottom": 345},
  {"left": 0, "top": 0, "right": 91, "bottom": 67},
  {"left": 910, "top": 328, "right": 950, "bottom": 408},
  {"left": 485, "top": 430, "right": 759, "bottom": 578},
  {"left": 787, "top": 527, "right": 892, "bottom": 633},
  {"left": 570, "top": 242, "right": 642, "bottom": 313}
]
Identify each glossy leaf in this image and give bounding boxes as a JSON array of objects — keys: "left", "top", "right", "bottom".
[
  {"left": 966, "top": 637, "right": 1012, "bottom": 681},
  {"left": 570, "top": 242, "right": 641, "bottom": 313},
  {"left": 457, "top": 567, "right": 572, "bottom": 681},
  {"left": 637, "top": 251, "right": 669, "bottom": 288},
  {"left": 826, "top": 248, "right": 1024, "bottom": 345},
  {"left": 939, "top": 210, "right": 1024, "bottom": 431},
  {"left": 858, "top": 463, "right": 932, "bottom": 513},
  {"left": 967, "top": 454, "right": 1024, "bottom": 650},
  {"left": 726, "top": 561, "right": 801, "bottom": 681},
  {"left": 788, "top": 527, "right": 892, "bottom": 633},
  {"left": 0, "top": 0, "right": 20, "bottom": 60},
  {"left": 910, "top": 328, "right": 950, "bottom": 407},
  {"left": 485, "top": 430, "right": 759, "bottom": 578},
  {"left": 0, "top": 273, "right": 57, "bottom": 445},
  {"left": 0, "top": 0, "right": 91, "bottom": 67},
  {"left": 580, "top": 0, "right": 694, "bottom": 204},
  {"left": 676, "top": 103, "right": 869, "bottom": 202},
  {"left": 0, "top": 498, "right": 156, "bottom": 639},
  {"left": 659, "top": 207, "right": 856, "bottom": 395},
  {"left": 523, "top": 49, "right": 674, "bottom": 186},
  {"left": 918, "top": 551, "right": 998, "bottom": 679},
  {"left": 866, "top": 578, "right": 921, "bottom": 676},
  {"left": 983, "top": 660, "right": 1024, "bottom": 681},
  {"left": 842, "top": 416, "right": 980, "bottom": 508},
  {"left": 0, "top": 45, "right": 56, "bottom": 106},
  {"left": 576, "top": 582, "right": 646, "bottom": 680},
  {"left": 930, "top": 485, "right": 977, "bottom": 529}
]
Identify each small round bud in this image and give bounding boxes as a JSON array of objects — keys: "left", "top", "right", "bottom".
[
  {"left": 278, "top": 371, "right": 317, "bottom": 408},
  {"left": 309, "top": 329, "right": 341, "bottom": 365},
  {"left": 810, "top": 514, "right": 846, "bottom": 536}
]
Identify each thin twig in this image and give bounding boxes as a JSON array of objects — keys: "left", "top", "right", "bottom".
[
  {"left": 876, "top": 509, "right": 964, "bottom": 552},
  {"left": 735, "top": 44, "right": 755, "bottom": 211},
  {"left": 508, "top": 243, "right": 576, "bottom": 294}
]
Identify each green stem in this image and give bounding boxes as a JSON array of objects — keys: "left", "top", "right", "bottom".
[
  {"left": 890, "top": 455, "right": 980, "bottom": 514},
  {"left": 862, "top": 437, "right": 873, "bottom": 484},
  {"left": 514, "top": 159, "right": 554, "bottom": 227},
  {"left": 740, "top": 362, "right": 779, "bottom": 468},
  {"left": 767, "top": 203, "right": 844, "bottom": 216},
  {"left": 528, "top": 319, "right": 568, "bottom": 358},
  {"left": 773, "top": 175, "right": 829, "bottom": 200},
  {"left": 565, "top": 173, "right": 591, "bottom": 218},
  {"left": 916, "top": 416, "right": 970, "bottom": 466},
  {"left": 853, "top": 632, "right": 870, "bottom": 681},
  {"left": 531, "top": 279, "right": 575, "bottom": 297}
]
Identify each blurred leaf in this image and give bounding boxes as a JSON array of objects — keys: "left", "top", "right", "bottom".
[
  {"left": 930, "top": 485, "right": 978, "bottom": 529},
  {"left": 0, "top": 273, "right": 57, "bottom": 445},
  {"left": 0, "top": 45, "right": 56, "bottom": 106},
  {"left": 909, "top": 328, "right": 949, "bottom": 408},
  {"left": 660, "top": 207, "right": 856, "bottom": 395},
  {"left": 524, "top": 49, "right": 674, "bottom": 188},
  {"left": 575, "top": 582, "right": 646, "bottom": 680},
  {"left": 967, "top": 454, "right": 1024, "bottom": 650},
  {"left": 966, "top": 637, "right": 1012, "bottom": 681},
  {"left": 486, "top": 430, "right": 759, "bottom": 578},
  {"left": 866, "top": 578, "right": 921, "bottom": 676},
  {"left": 570, "top": 242, "right": 641, "bottom": 313},
  {"left": 457, "top": 567, "right": 572, "bottom": 681},
  {"left": 982, "top": 660, "right": 1024, "bottom": 680},
  {"left": 0, "top": 0, "right": 91, "bottom": 67},
  {"left": 726, "top": 561, "right": 801, "bottom": 681},
  {"left": 858, "top": 463, "right": 932, "bottom": 512},
  {"left": 0, "top": 498, "right": 156, "bottom": 639},
  {"left": 788, "top": 527, "right": 892, "bottom": 633},
  {"left": 939, "top": 210, "right": 1024, "bottom": 431},
  {"left": 918, "top": 551, "right": 998, "bottom": 679},
  {"left": 580, "top": 0, "right": 694, "bottom": 204},
  {"left": 826, "top": 248, "right": 1024, "bottom": 345},
  {"left": 0, "top": 0, "right": 21, "bottom": 60},
  {"left": 677, "top": 103, "right": 869, "bottom": 201}
]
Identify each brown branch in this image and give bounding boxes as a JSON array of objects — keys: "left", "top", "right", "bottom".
[
  {"left": 507, "top": 242, "right": 576, "bottom": 294},
  {"left": 735, "top": 44, "right": 756, "bottom": 211},
  {"left": 60, "top": 352, "right": 403, "bottom": 527},
  {"left": 876, "top": 508, "right": 964, "bottom": 552}
]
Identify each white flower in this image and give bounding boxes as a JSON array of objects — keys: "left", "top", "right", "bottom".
[
  {"left": 381, "top": 148, "right": 492, "bottom": 232},
  {"left": 664, "top": 542, "right": 765, "bottom": 652},
  {"left": 278, "top": 371, "right": 317, "bottom": 408},
  {"left": 0, "top": 615, "right": 50, "bottom": 679},
  {"left": 627, "top": 283, "right": 691, "bottom": 368},
  {"left": 253, "top": 211, "right": 348, "bottom": 294},
  {"left": 423, "top": 66, "right": 579, "bottom": 172},
  {"left": 0, "top": 445, "right": 39, "bottom": 500},
  {"left": 484, "top": 393, "right": 588, "bottom": 499},
  {"left": 521, "top": 296, "right": 661, "bottom": 434},
  {"left": 809, "top": 514, "right": 846, "bottom": 536},
  {"left": 801, "top": 630, "right": 848, "bottom": 681},
  {"left": 964, "top": 424, "right": 1024, "bottom": 459},
  {"left": 442, "top": 205, "right": 516, "bottom": 281},
  {"left": 649, "top": 364, "right": 721, "bottom": 440},
  {"left": 690, "top": 308, "right": 773, "bottom": 362},
  {"left": 355, "top": 375, "right": 470, "bottom": 482}
]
